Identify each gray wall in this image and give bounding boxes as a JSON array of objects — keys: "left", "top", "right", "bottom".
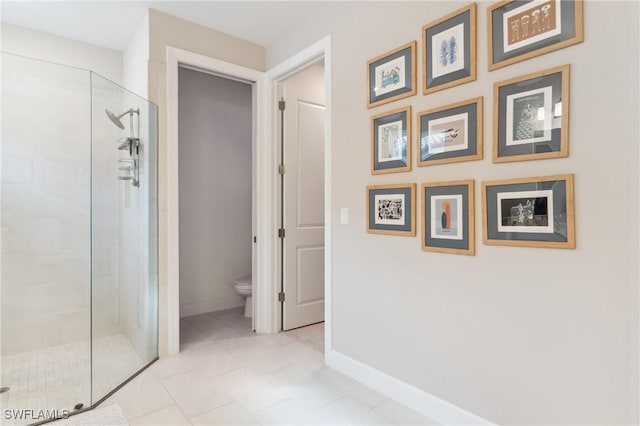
[
  {"left": 178, "top": 68, "right": 252, "bottom": 313},
  {"left": 267, "top": 1, "right": 639, "bottom": 425}
]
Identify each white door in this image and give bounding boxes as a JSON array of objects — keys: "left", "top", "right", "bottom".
[{"left": 281, "top": 63, "right": 325, "bottom": 330}]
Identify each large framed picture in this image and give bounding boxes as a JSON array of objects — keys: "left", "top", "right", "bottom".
[
  {"left": 482, "top": 174, "right": 575, "bottom": 248},
  {"left": 487, "top": 0, "right": 584, "bottom": 71},
  {"left": 422, "top": 3, "right": 477, "bottom": 94},
  {"left": 371, "top": 106, "right": 411, "bottom": 174},
  {"left": 367, "top": 41, "right": 417, "bottom": 109},
  {"left": 418, "top": 97, "right": 482, "bottom": 167},
  {"left": 366, "top": 183, "right": 416, "bottom": 236},
  {"left": 493, "top": 64, "right": 569, "bottom": 163},
  {"left": 422, "top": 180, "right": 475, "bottom": 255}
]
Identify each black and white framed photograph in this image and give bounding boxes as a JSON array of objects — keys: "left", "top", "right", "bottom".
[
  {"left": 367, "top": 183, "right": 416, "bottom": 236},
  {"left": 371, "top": 106, "right": 411, "bottom": 174},
  {"left": 422, "top": 180, "right": 475, "bottom": 255},
  {"left": 418, "top": 97, "right": 482, "bottom": 166},
  {"left": 488, "top": 0, "right": 584, "bottom": 71},
  {"left": 482, "top": 174, "right": 575, "bottom": 248},
  {"left": 494, "top": 64, "right": 569, "bottom": 163},
  {"left": 423, "top": 3, "right": 476, "bottom": 94},
  {"left": 367, "top": 41, "right": 417, "bottom": 109}
]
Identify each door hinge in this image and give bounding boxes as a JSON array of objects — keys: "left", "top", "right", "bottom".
[
  {"left": 278, "top": 99, "right": 286, "bottom": 111},
  {"left": 253, "top": 236, "right": 257, "bottom": 243},
  {"left": 278, "top": 292, "right": 285, "bottom": 302},
  {"left": 278, "top": 228, "right": 286, "bottom": 239},
  {"left": 278, "top": 164, "right": 285, "bottom": 175}
]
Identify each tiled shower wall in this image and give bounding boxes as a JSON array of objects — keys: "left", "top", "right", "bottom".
[{"left": 1, "top": 55, "right": 121, "bottom": 355}]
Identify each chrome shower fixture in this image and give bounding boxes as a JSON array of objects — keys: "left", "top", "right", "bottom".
[
  {"left": 107, "top": 108, "right": 142, "bottom": 187},
  {"left": 105, "top": 108, "right": 139, "bottom": 130}
]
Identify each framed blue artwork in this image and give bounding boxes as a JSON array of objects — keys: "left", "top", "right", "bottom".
[
  {"left": 423, "top": 3, "right": 477, "bottom": 94},
  {"left": 367, "top": 41, "right": 417, "bottom": 109}
]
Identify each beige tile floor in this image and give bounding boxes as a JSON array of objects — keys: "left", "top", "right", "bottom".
[{"left": 97, "top": 307, "right": 438, "bottom": 425}]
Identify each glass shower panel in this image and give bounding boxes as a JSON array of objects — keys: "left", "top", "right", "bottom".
[
  {"left": 90, "top": 73, "right": 158, "bottom": 404},
  {"left": 1, "top": 53, "right": 91, "bottom": 424}
]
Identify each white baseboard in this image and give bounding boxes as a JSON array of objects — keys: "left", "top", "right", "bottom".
[
  {"left": 180, "top": 295, "right": 245, "bottom": 318},
  {"left": 326, "top": 349, "right": 495, "bottom": 426}
]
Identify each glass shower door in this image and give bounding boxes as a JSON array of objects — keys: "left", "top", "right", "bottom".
[
  {"left": 1, "top": 53, "right": 92, "bottom": 425},
  {"left": 90, "top": 72, "right": 158, "bottom": 404}
]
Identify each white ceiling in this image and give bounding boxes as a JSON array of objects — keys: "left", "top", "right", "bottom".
[{"left": 0, "top": 1, "right": 329, "bottom": 51}]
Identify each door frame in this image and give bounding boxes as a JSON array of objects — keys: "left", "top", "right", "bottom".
[
  {"left": 165, "top": 38, "right": 332, "bottom": 357},
  {"left": 264, "top": 36, "right": 332, "bottom": 353},
  {"left": 166, "top": 47, "right": 269, "bottom": 355}
]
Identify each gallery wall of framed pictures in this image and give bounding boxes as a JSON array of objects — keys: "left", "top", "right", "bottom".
[{"left": 364, "top": 0, "right": 584, "bottom": 254}]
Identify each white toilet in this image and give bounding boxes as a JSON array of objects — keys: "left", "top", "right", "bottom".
[{"left": 233, "top": 276, "right": 252, "bottom": 318}]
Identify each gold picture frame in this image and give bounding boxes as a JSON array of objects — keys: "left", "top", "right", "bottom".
[
  {"left": 367, "top": 41, "right": 417, "bottom": 109},
  {"left": 417, "top": 97, "right": 483, "bottom": 167},
  {"left": 482, "top": 174, "right": 575, "bottom": 249},
  {"left": 421, "top": 179, "right": 475, "bottom": 256},
  {"left": 366, "top": 183, "right": 416, "bottom": 236},
  {"left": 371, "top": 106, "right": 412, "bottom": 175},
  {"left": 422, "top": 3, "right": 477, "bottom": 94},
  {"left": 487, "top": 0, "right": 584, "bottom": 71},
  {"left": 493, "top": 64, "right": 570, "bottom": 163}
]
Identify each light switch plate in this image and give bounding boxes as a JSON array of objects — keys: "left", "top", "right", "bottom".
[{"left": 340, "top": 208, "right": 349, "bottom": 224}]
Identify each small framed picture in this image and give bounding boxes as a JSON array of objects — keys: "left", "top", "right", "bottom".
[
  {"left": 494, "top": 64, "right": 569, "bottom": 163},
  {"left": 418, "top": 97, "right": 482, "bottom": 167},
  {"left": 366, "top": 183, "right": 416, "bottom": 236},
  {"left": 371, "top": 106, "right": 411, "bottom": 174},
  {"left": 482, "top": 174, "right": 575, "bottom": 248},
  {"left": 488, "top": 0, "right": 584, "bottom": 71},
  {"left": 421, "top": 180, "right": 475, "bottom": 255},
  {"left": 367, "top": 41, "right": 417, "bottom": 109},
  {"left": 422, "top": 3, "right": 477, "bottom": 95}
]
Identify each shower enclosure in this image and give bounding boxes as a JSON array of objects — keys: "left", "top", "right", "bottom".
[{"left": 0, "top": 53, "right": 158, "bottom": 425}]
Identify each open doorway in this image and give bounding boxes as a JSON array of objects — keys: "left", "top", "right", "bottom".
[
  {"left": 177, "top": 66, "right": 255, "bottom": 346},
  {"left": 277, "top": 62, "right": 326, "bottom": 331},
  {"left": 166, "top": 47, "right": 266, "bottom": 355}
]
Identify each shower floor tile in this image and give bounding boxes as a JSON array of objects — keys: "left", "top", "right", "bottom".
[{"left": 1, "top": 334, "right": 143, "bottom": 426}]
